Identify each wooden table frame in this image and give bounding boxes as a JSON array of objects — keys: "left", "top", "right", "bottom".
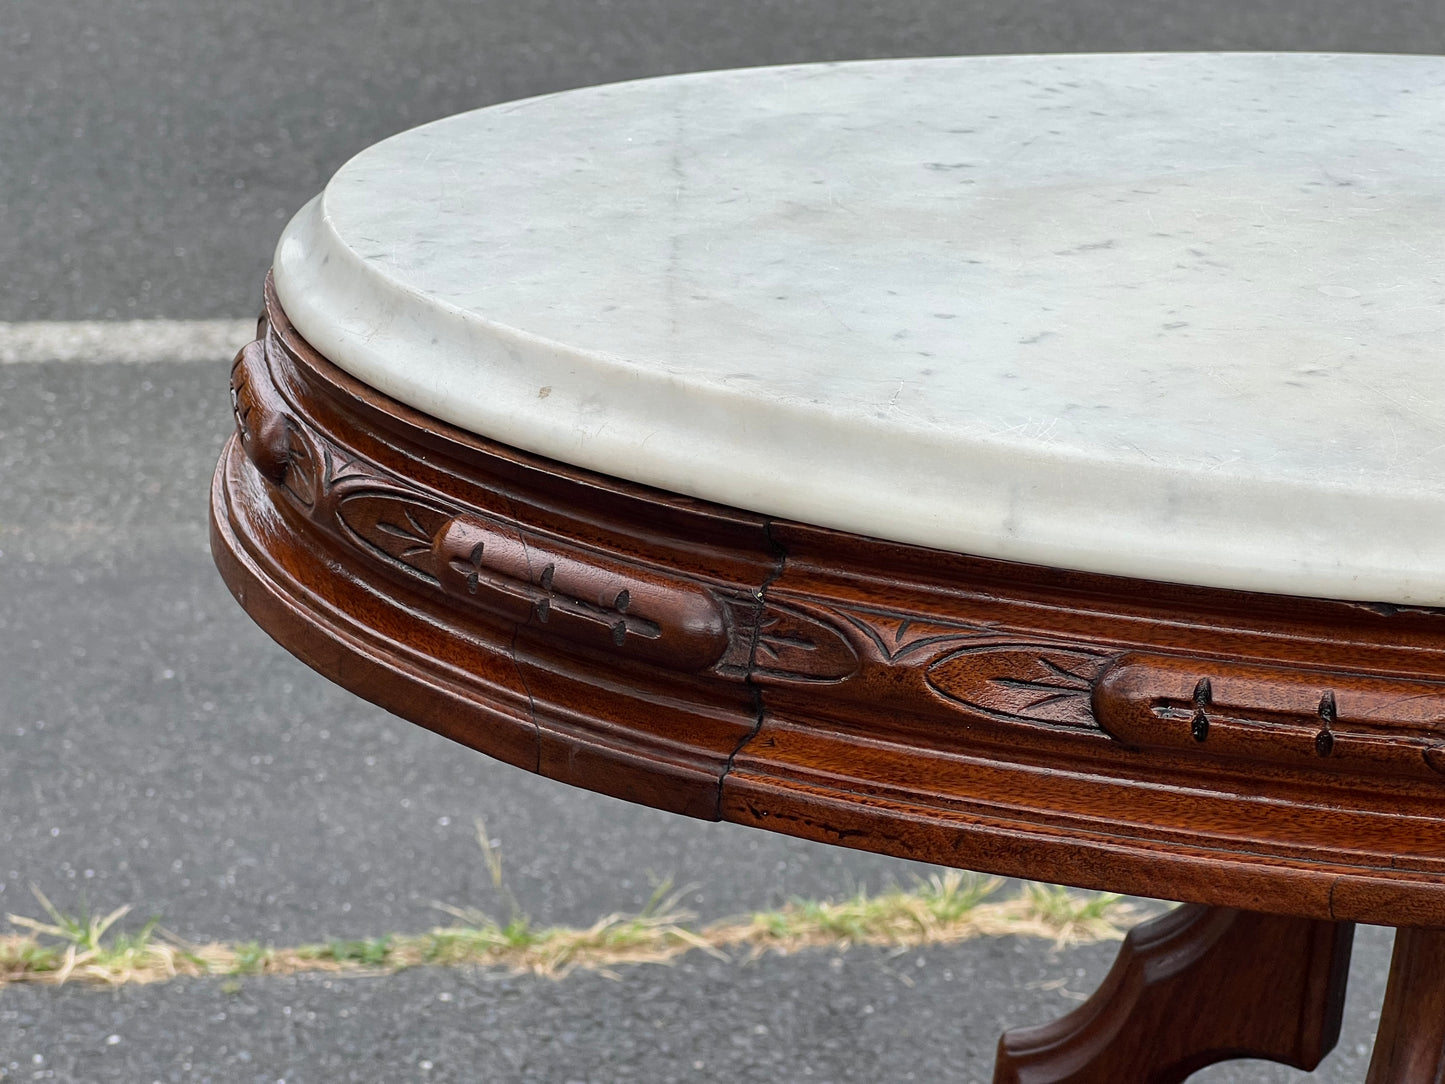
[{"left": 211, "top": 277, "right": 1445, "bottom": 1081}]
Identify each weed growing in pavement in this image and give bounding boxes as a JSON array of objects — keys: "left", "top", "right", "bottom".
[
  {"left": 1, "top": 886, "right": 213, "bottom": 985},
  {"left": 231, "top": 941, "right": 271, "bottom": 975},
  {"left": 1017, "top": 882, "right": 1125, "bottom": 944},
  {"left": 0, "top": 840, "right": 1139, "bottom": 989},
  {"left": 727, "top": 870, "right": 1004, "bottom": 951},
  {"left": 321, "top": 936, "right": 393, "bottom": 968}
]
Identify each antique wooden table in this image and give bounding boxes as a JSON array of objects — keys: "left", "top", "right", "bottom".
[{"left": 211, "top": 54, "right": 1445, "bottom": 1081}]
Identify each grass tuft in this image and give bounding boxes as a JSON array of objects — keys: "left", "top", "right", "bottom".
[
  {"left": 1014, "top": 883, "right": 1126, "bottom": 945},
  {"left": 1, "top": 848, "right": 1137, "bottom": 989},
  {"left": 2, "top": 886, "right": 206, "bottom": 986}
]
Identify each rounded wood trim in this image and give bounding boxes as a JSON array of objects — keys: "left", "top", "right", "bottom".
[{"left": 211, "top": 274, "right": 1445, "bottom": 925}]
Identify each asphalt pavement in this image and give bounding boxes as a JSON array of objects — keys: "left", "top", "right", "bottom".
[
  {"left": 6, "top": 0, "right": 1444, "bottom": 323},
  {"left": 0, "top": 933, "right": 1397, "bottom": 1083},
  {"left": 4, "top": 1, "right": 1444, "bottom": 1080}
]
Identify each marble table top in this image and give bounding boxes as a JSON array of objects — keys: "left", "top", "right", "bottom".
[{"left": 274, "top": 53, "right": 1445, "bottom": 605}]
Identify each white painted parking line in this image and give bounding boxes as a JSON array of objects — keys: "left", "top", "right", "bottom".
[{"left": 0, "top": 319, "right": 256, "bottom": 364}]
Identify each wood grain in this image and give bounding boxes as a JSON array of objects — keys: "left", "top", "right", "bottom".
[
  {"left": 1365, "top": 925, "right": 1445, "bottom": 1083},
  {"left": 994, "top": 905, "right": 1353, "bottom": 1084},
  {"left": 209, "top": 275, "right": 1445, "bottom": 1081},
  {"left": 211, "top": 275, "right": 1445, "bottom": 925}
]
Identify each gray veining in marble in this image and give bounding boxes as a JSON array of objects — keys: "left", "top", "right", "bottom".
[{"left": 274, "top": 53, "right": 1445, "bottom": 603}]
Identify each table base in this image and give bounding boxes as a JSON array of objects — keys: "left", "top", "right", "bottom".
[
  {"left": 1365, "top": 924, "right": 1445, "bottom": 1083},
  {"left": 997, "top": 905, "right": 1352, "bottom": 1082},
  {"left": 1000, "top": 908, "right": 1445, "bottom": 1083},
  {"left": 211, "top": 281, "right": 1445, "bottom": 1083}
]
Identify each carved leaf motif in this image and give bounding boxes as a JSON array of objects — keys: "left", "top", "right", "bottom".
[
  {"left": 334, "top": 492, "right": 452, "bottom": 584},
  {"left": 279, "top": 424, "right": 319, "bottom": 507},
  {"left": 752, "top": 604, "right": 860, "bottom": 683},
  {"left": 325, "top": 453, "right": 381, "bottom": 490},
  {"left": 926, "top": 644, "right": 1110, "bottom": 729},
  {"left": 843, "top": 609, "right": 993, "bottom": 662}
]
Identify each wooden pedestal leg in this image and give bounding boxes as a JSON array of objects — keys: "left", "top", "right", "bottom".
[
  {"left": 1364, "top": 926, "right": 1445, "bottom": 1083},
  {"left": 993, "top": 905, "right": 1354, "bottom": 1084}
]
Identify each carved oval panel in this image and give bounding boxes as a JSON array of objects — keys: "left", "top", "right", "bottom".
[
  {"left": 751, "top": 604, "right": 860, "bottom": 684},
  {"left": 925, "top": 643, "right": 1110, "bottom": 729},
  {"left": 333, "top": 490, "right": 452, "bottom": 585}
]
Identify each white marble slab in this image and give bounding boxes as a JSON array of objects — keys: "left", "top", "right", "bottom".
[{"left": 274, "top": 53, "right": 1445, "bottom": 604}]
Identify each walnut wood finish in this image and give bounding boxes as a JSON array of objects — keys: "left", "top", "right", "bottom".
[
  {"left": 213, "top": 278, "right": 1445, "bottom": 1081},
  {"left": 213, "top": 276, "right": 1445, "bottom": 928},
  {"left": 994, "top": 905, "right": 1354, "bottom": 1083},
  {"left": 1365, "top": 926, "right": 1445, "bottom": 1083}
]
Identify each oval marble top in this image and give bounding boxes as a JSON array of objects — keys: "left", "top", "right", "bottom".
[{"left": 274, "top": 53, "right": 1445, "bottom": 605}]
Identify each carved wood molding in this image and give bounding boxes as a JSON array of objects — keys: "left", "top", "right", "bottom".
[
  {"left": 212, "top": 274, "right": 1445, "bottom": 924},
  {"left": 1096, "top": 653, "right": 1445, "bottom": 780},
  {"left": 233, "top": 335, "right": 743, "bottom": 676},
  {"left": 994, "top": 905, "right": 1354, "bottom": 1083}
]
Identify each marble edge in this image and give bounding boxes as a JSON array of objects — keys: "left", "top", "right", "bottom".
[
  {"left": 273, "top": 54, "right": 1445, "bottom": 605},
  {"left": 306, "top": 51, "right": 1445, "bottom": 194},
  {"left": 274, "top": 196, "right": 1445, "bottom": 606}
]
